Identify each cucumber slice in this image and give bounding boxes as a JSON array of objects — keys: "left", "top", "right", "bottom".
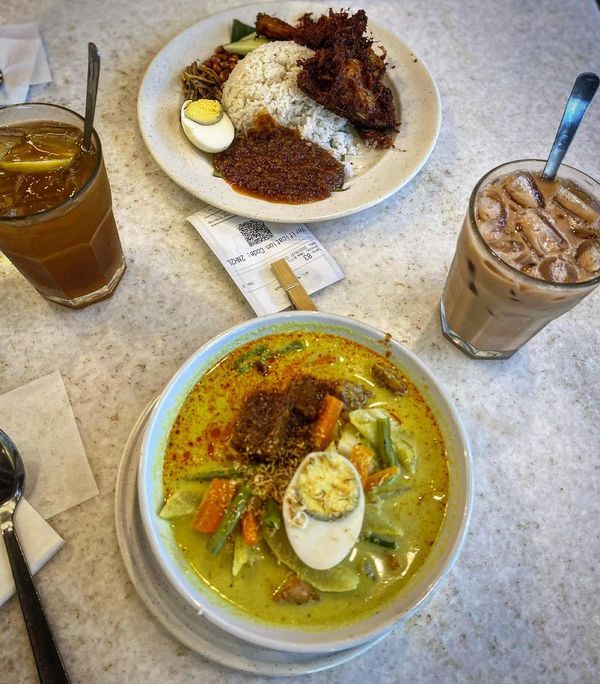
[{"left": 223, "top": 36, "right": 269, "bottom": 56}]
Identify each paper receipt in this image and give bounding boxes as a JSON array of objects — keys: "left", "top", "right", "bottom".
[{"left": 187, "top": 205, "right": 344, "bottom": 316}]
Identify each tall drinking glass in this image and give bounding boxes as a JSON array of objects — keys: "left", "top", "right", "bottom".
[
  {"left": 0, "top": 103, "right": 126, "bottom": 308},
  {"left": 440, "top": 160, "right": 600, "bottom": 359}
]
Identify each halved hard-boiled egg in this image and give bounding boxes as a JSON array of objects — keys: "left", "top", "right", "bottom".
[
  {"left": 180, "top": 99, "right": 234, "bottom": 154},
  {"left": 282, "top": 451, "right": 365, "bottom": 570}
]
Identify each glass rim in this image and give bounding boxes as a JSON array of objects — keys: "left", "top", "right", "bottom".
[
  {"left": 0, "top": 102, "right": 103, "bottom": 223},
  {"left": 468, "top": 158, "right": 600, "bottom": 290}
]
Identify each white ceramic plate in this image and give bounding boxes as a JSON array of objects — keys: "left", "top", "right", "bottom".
[
  {"left": 138, "top": 312, "right": 473, "bottom": 654},
  {"left": 138, "top": 2, "right": 441, "bottom": 223}
]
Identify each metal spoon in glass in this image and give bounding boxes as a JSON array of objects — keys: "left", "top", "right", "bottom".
[
  {"left": 82, "top": 42, "right": 101, "bottom": 151},
  {"left": 0, "top": 428, "right": 70, "bottom": 683},
  {"left": 541, "top": 72, "right": 599, "bottom": 181}
]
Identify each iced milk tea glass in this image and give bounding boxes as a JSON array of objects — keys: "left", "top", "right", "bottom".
[
  {"left": 440, "top": 160, "right": 600, "bottom": 359},
  {"left": 0, "top": 103, "right": 126, "bottom": 308}
]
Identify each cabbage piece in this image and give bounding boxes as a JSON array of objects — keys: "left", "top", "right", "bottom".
[
  {"left": 158, "top": 489, "right": 203, "bottom": 519},
  {"left": 362, "top": 503, "right": 403, "bottom": 538},
  {"left": 336, "top": 423, "right": 361, "bottom": 457},
  {"left": 323, "top": 441, "right": 339, "bottom": 456},
  {"left": 232, "top": 533, "right": 254, "bottom": 577},
  {"left": 264, "top": 527, "right": 359, "bottom": 592},
  {"left": 349, "top": 408, "right": 416, "bottom": 474}
]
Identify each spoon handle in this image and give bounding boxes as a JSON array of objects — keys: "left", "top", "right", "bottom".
[
  {"left": 2, "top": 525, "right": 70, "bottom": 683},
  {"left": 542, "top": 72, "right": 599, "bottom": 181},
  {"left": 82, "top": 42, "right": 101, "bottom": 151}
]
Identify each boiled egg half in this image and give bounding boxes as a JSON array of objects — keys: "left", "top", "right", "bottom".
[
  {"left": 180, "top": 99, "right": 234, "bottom": 154},
  {"left": 282, "top": 451, "right": 365, "bottom": 570}
]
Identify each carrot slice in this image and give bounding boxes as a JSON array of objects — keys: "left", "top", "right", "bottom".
[
  {"left": 364, "top": 466, "right": 400, "bottom": 492},
  {"left": 192, "top": 479, "right": 237, "bottom": 533},
  {"left": 313, "top": 394, "right": 344, "bottom": 450},
  {"left": 241, "top": 509, "right": 259, "bottom": 546},
  {"left": 349, "top": 443, "right": 375, "bottom": 486}
]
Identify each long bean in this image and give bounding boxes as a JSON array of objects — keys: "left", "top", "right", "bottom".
[
  {"left": 234, "top": 345, "right": 272, "bottom": 373},
  {"left": 263, "top": 498, "right": 281, "bottom": 531},
  {"left": 362, "top": 556, "right": 380, "bottom": 581},
  {"left": 362, "top": 531, "right": 399, "bottom": 549},
  {"left": 274, "top": 339, "right": 305, "bottom": 357},
  {"left": 183, "top": 462, "right": 243, "bottom": 481},
  {"left": 376, "top": 417, "right": 399, "bottom": 469},
  {"left": 206, "top": 485, "right": 253, "bottom": 556}
]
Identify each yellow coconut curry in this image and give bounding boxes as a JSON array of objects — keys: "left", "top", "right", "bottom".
[{"left": 161, "top": 331, "right": 449, "bottom": 629}]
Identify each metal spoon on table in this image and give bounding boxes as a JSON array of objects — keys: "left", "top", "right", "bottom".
[
  {"left": 541, "top": 72, "right": 599, "bottom": 181},
  {"left": 82, "top": 42, "right": 101, "bottom": 151},
  {"left": 0, "top": 428, "right": 70, "bottom": 684}
]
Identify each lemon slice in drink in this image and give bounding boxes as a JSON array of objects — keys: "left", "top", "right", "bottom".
[{"left": 0, "top": 155, "right": 76, "bottom": 173}]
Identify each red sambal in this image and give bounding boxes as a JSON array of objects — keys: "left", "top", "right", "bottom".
[{"left": 213, "top": 112, "right": 345, "bottom": 203}]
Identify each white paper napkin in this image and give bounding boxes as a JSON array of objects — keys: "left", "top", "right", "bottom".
[
  {"left": 0, "top": 24, "right": 52, "bottom": 84},
  {"left": 0, "top": 371, "right": 99, "bottom": 520},
  {"left": 0, "top": 23, "right": 51, "bottom": 106},
  {"left": 0, "top": 371, "right": 98, "bottom": 607},
  {"left": 0, "top": 499, "right": 64, "bottom": 607}
]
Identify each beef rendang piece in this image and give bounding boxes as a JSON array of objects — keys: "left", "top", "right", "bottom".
[{"left": 231, "top": 375, "right": 370, "bottom": 462}]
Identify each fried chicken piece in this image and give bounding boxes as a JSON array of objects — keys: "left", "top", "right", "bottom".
[
  {"left": 298, "top": 45, "right": 397, "bottom": 142},
  {"left": 356, "top": 128, "right": 396, "bottom": 147},
  {"left": 255, "top": 14, "right": 298, "bottom": 42},
  {"left": 256, "top": 9, "right": 369, "bottom": 49},
  {"left": 256, "top": 9, "right": 398, "bottom": 147},
  {"left": 294, "top": 9, "right": 369, "bottom": 49}
]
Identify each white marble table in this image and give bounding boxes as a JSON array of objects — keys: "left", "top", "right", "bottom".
[{"left": 1, "top": 0, "right": 599, "bottom": 682}]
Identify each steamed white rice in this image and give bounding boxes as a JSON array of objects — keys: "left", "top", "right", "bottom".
[{"left": 221, "top": 41, "right": 357, "bottom": 174}]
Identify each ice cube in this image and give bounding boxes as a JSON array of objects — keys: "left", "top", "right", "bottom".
[
  {"left": 477, "top": 188, "right": 507, "bottom": 224},
  {"left": 17, "top": 171, "right": 69, "bottom": 207},
  {"left": 63, "top": 166, "right": 84, "bottom": 198},
  {"left": 0, "top": 172, "right": 13, "bottom": 193},
  {"left": 517, "top": 209, "right": 565, "bottom": 256},
  {"left": 478, "top": 219, "right": 509, "bottom": 244},
  {"left": 0, "top": 173, "right": 17, "bottom": 214},
  {"left": 0, "top": 128, "right": 27, "bottom": 158},
  {"left": 538, "top": 255, "right": 579, "bottom": 283},
  {"left": 575, "top": 240, "right": 600, "bottom": 275},
  {"left": 554, "top": 183, "right": 598, "bottom": 223},
  {"left": 504, "top": 172, "right": 544, "bottom": 208},
  {"left": 29, "top": 126, "right": 82, "bottom": 157},
  {"left": 568, "top": 217, "right": 600, "bottom": 240},
  {"left": 493, "top": 238, "right": 534, "bottom": 266}
]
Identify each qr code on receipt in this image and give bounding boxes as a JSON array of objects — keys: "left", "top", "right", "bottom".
[{"left": 237, "top": 220, "right": 274, "bottom": 247}]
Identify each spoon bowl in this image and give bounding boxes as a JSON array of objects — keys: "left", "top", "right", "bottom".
[
  {"left": 0, "top": 428, "right": 70, "bottom": 684},
  {"left": 0, "top": 429, "right": 24, "bottom": 512}
]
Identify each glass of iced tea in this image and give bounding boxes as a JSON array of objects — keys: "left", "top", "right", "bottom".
[
  {"left": 440, "top": 160, "right": 600, "bottom": 359},
  {"left": 0, "top": 103, "right": 125, "bottom": 308}
]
